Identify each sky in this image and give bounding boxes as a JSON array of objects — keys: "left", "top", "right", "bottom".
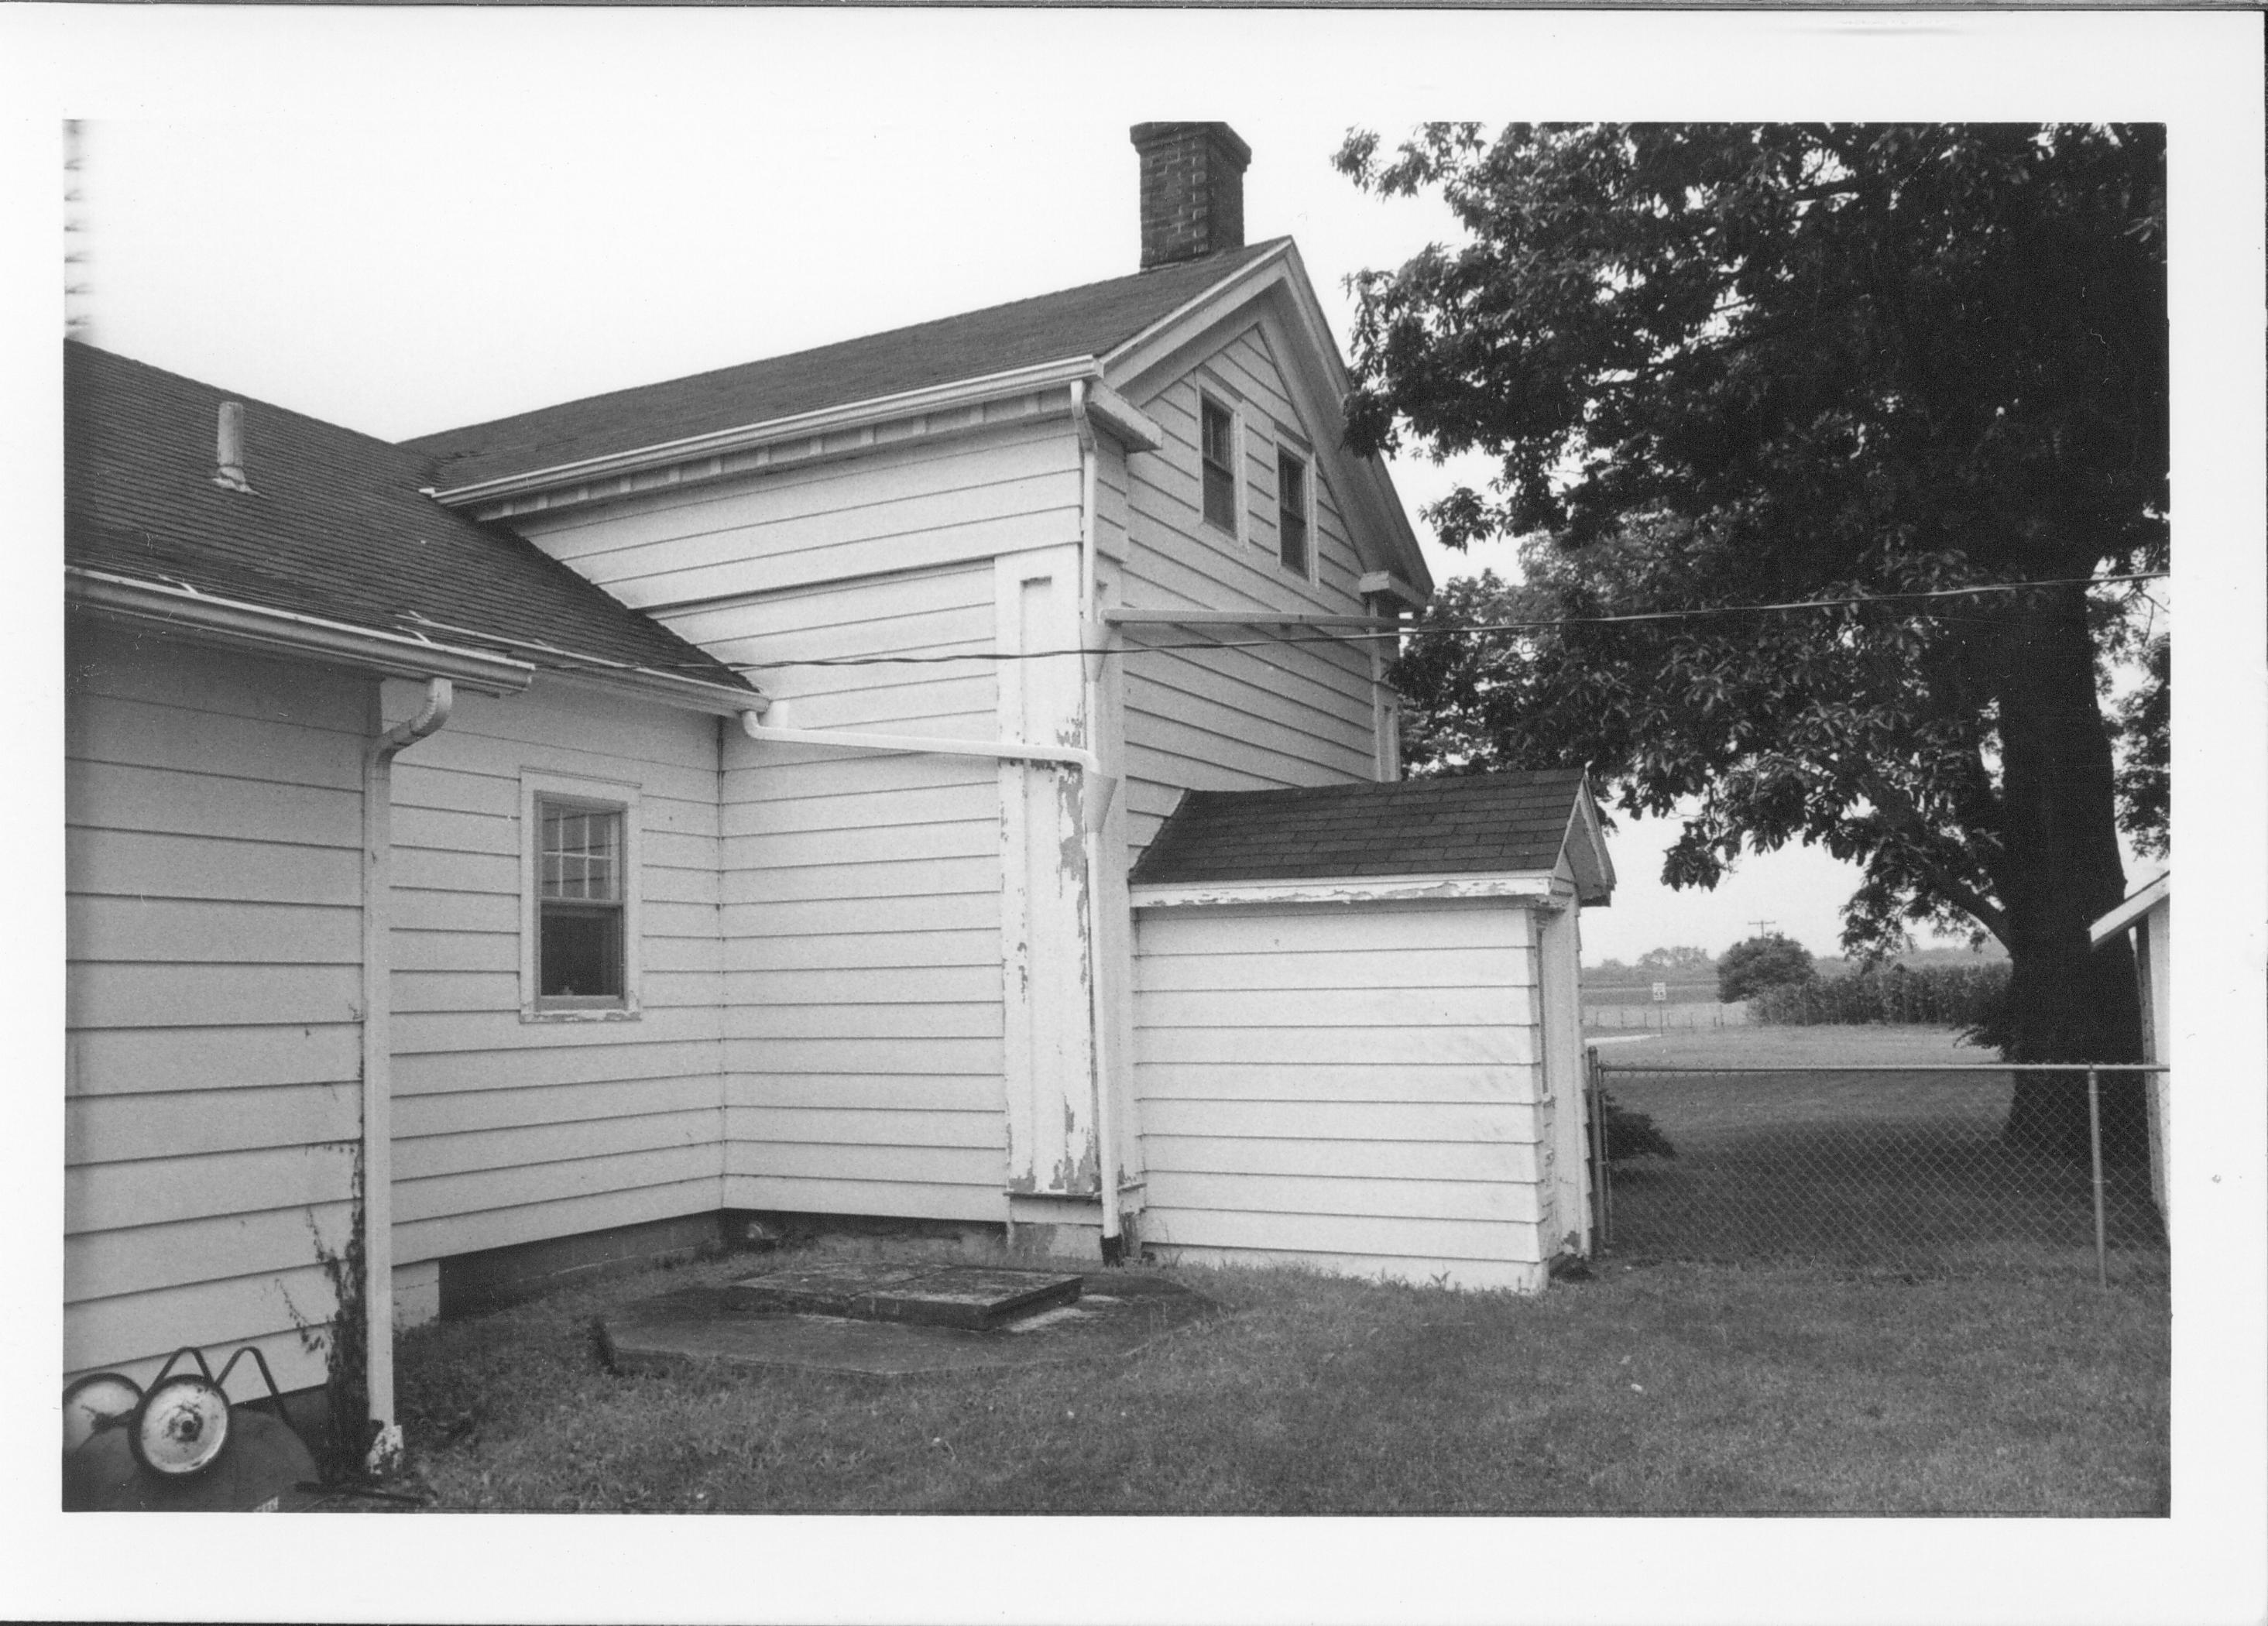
[
  {"left": 5, "top": 15, "right": 2263, "bottom": 1620},
  {"left": 48, "top": 87, "right": 1970, "bottom": 962}
]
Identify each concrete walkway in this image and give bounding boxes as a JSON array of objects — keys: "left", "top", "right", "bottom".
[{"left": 599, "top": 1267, "right": 1219, "bottom": 1378}]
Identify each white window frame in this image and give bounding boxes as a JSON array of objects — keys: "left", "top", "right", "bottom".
[
  {"left": 1197, "top": 392, "right": 1240, "bottom": 538},
  {"left": 520, "top": 769, "right": 643, "bottom": 1023},
  {"left": 1275, "top": 442, "right": 1314, "bottom": 582}
]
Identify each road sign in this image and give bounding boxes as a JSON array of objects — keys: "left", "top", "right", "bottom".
[{"left": 1651, "top": 981, "right": 1668, "bottom": 1003}]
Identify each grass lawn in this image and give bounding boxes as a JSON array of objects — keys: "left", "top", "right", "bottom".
[
  {"left": 1588, "top": 1025, "right": 2167, "bottom": 1274},
  {"left": 393, "top": 1239, "right": 2167, "bottom": 1516}
]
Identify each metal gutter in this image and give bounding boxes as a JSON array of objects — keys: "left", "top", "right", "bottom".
[
  {"left": 424, "top": 355, "right": 1112, "bottom": 509},
  {"left": 393, "top": 612, "right": 766, "bottom": 718},
  {"left": 67, "top": 569, "right": 534, "bottom": 694}
]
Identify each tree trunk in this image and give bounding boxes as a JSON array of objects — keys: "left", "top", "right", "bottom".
[{"left": 1988, "top": 586, "right": 2149, "bottom": 1163}]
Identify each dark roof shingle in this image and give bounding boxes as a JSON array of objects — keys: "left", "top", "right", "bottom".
[
  {"left": 66, "top": 342, "right": 748, "bottom": 689},
  {"left": 1131, "top": 769, "right": 1596, "bottom": 887},
  {"left": 399, "top": 242, "right": 1285, "bottom": 490}
]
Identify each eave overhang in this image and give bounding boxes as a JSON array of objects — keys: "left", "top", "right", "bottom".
[
  {"left": 423, "top": 359, "right": 1162, "bottom": 518},
  {"left": 67, "top": 567, "right": 536, "bottom": 695}
]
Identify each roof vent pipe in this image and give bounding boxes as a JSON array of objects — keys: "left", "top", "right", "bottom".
[{"left": 213, "top": 401, "right": 254, "bottom": 492}]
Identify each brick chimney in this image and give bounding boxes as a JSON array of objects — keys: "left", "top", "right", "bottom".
[{"left": 1131, "top": 123, "right": 1251, "bottom": 270}]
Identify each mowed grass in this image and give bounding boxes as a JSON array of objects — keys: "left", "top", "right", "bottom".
[{"left": 394, "top": 1244, "right": 2167, "bottom": 1516}]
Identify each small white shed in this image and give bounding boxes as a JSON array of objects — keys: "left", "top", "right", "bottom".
[
  {"left": 2091, "top": 870, "right": 2171, "bottom": 1237},
  {"left": 1127, "top": 769, "right": 1615, "bottom": 1292}
]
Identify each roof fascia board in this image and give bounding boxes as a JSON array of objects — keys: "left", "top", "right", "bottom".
[
  {"left": 1132, "top": 871, "right": 1562, "bottom": 910},
  {"left": 67, "top": 568, "right": 536, "bottom": 694},
  {"left": 1101, "top": 241, "right": 1301, "bottom": 380},
  {"left": 2089, "top": 872, "right": 2169, "bottom": 946},
  {"left": 534, "top": 667, "right": 769, "bottom": 719},
  {"left": 1103, "top": 251, "right": 1431, "bottom": 599},
  {"left": 428, "top": 355, "right": 1107, "bottom": 509},
  {"left": 1566, "top": 778, "right": 1617, "bottom": 904}
]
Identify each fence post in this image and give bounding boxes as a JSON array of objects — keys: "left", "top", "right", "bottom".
[
  {"left": 1587, "top": 1047, "right": 1611, "bottom": 1251},
  {"left": 2087, "top": 1065, "right": 2108, "bottom": 1290}
]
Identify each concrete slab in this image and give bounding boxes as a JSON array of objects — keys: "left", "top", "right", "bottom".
[
  {"left": 722, "top": 1261, "right": 1083, "bottom": 1329},
  {"left": 600, "top": 1271, "right": 1216, "bottom": 1378}
]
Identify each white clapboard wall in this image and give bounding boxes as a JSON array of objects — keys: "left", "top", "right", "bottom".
[
  {"left": 1133, "top": 900, "right": 1554, "bottom": 1292},
  {"left": 500, "top": 424, "right": 1065, "bottom": 1226},
  {"left": 66, "top": 626, "right": 370, "bottom": 1392},
  {"left": 1115, "top": 325, "right": 1384, "bottom": 862},
  {"left": 386, "top": 677, "right": 727, "bottom": 1268}
]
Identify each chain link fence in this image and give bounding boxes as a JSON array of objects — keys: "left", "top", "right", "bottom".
[{"left": 1587, "top": 1056, "right": 2169, "bottom": 1285}]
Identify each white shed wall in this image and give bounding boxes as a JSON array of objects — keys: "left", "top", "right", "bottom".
[
  {"left": 66, "top": 626, "right": 369, "bottom": 1391},
  {"left": 1133, "top": 900, "right": 1556, "bottom": 1292}
]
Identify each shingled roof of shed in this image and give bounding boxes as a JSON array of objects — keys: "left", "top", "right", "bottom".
[
  {"left": 400, "top": 241, "right": 1287, "bottom": 492},
  {"left": 1131, "top": 768, "right": 1612, "bottom": 902},
  {"left": 66, "top": 341, "right": 750, "bottom": 691}
]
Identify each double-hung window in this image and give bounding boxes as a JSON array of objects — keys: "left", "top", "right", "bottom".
[
  {"left": 522, "top": 773, "right": 641, "bottom": 1019},
  {"left": 1199, "top": 397, "right": 1238, "bottom": 534},
  {"left": 1277, "top": 449, "right": 1310, "bottom": 576}
]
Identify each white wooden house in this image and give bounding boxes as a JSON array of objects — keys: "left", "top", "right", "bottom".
[{"left": 64, "top": 123, "right": 1614, "bottom": 1451}]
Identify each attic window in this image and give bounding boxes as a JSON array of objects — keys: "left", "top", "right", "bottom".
[
  {"left": 1199, "top": 397, "right": 1237, "bottom": 534},
  {"left": 1277, "top": 450, "right": 1309, "bottom": 576}
]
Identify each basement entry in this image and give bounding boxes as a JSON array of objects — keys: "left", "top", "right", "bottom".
[{"left": 598, "top": 1262, "right": 1216, "bottom": 1377}]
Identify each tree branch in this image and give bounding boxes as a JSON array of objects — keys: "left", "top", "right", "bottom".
[{"left": 1854, "top": 769, "right": 2011, "bottom": 945}]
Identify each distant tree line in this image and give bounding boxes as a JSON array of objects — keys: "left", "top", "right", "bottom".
[{"left": 1710, "top": 930, "right": 2010, "bottom": 1027}]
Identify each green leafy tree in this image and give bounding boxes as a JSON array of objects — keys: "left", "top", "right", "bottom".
[
  {"left": 1717, "top": 934, "right": 1817, "bottom": 1003},
  {"left": 1336, "top": 123, "right": 2165, "bottom": 1160}
]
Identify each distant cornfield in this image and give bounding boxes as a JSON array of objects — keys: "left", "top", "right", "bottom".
[{"left": 1753, "top": 965, "right": 2010, "bottom": 1027}]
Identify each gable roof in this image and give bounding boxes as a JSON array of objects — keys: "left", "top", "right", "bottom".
[
  {"left": 65, "top": 341, "right": 750, "bottom": 695},
  {"left": 401, "top": 241, "right": 1286, "bottom": 492},
  {"left": 1131, "top": 768, "right": 1614, "bottom": 903}
]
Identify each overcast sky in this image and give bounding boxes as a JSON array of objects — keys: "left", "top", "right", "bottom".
[{"left": 13, "top": 13, "right": 2242, "bottom": 962}]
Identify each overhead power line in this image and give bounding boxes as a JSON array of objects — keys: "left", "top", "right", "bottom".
[{"left": 722, "top": 570, "right": 2168, "bottom": 670}]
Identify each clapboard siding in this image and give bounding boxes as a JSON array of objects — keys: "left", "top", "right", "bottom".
[
  {"left": 506, "top": 418, "right": 1079, "bottom": 611},
  {"left": 65, "top": 1270, "right": 342, "bottom": 1395},
  {"left": 1134, "top": 900, "right": 1554, "bottom": 1291},
  {"left": 67, "top": 1082, "right": 360, "bottom": 1166},
  {"left": 66, "top": 626, "right": 372, "bottom": 1387},
  {"left": 685, "top": 559, "right": 1010, "bottom": 1220},
  {"left": 383, "top": 678, "right": 727, "bottom": 1266},
  {"left": 392, "top": 1178, "right": 722, "bottom": 1266},
  {"left": 1120, "top": 331, "right": 1383, "bottom": 859}
]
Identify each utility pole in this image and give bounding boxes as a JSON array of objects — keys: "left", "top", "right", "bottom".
[{"left": 1746, "top": 918, "right": 1777, "bottom": 937}]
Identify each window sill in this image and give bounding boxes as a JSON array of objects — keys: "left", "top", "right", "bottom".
[{"left": 522, "top": 1006, "right": 642, "bottom": 1024}]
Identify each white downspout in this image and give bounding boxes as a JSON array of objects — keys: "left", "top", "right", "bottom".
[
  {"left": 1068, "top": 380, "right": 1123, "bottom": 1252},
  {"left": 359, "top": 676, "right": 453, "bottom": 1471}
]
